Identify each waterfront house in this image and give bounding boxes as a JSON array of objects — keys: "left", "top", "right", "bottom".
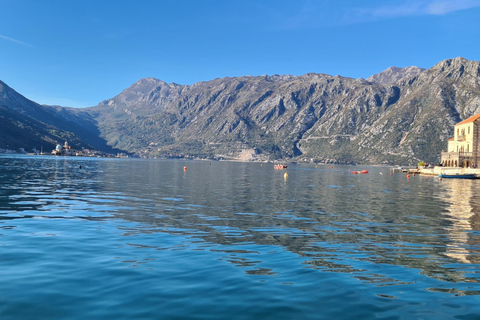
[{"left": 441, "top": 113, "right": 480, "bottom": 168}]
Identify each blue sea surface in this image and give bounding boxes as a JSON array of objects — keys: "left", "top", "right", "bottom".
[{"left": 1, "top": 155, "right": 480, "bottom": 319}]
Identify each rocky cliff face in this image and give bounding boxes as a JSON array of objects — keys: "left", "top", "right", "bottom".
[
  {"left": 83, "top": 57, "right": 480, "bottom": 165},
  {"left": 367, "top": 66, "right": 426, "bottom": 85}
]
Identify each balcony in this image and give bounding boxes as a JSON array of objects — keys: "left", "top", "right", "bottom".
[
  {"left": 457, "top": 135, "right": 466, "bottom": 141},
  {"left": 460, "top": 152, "right": 473, "bottom": 157},
  {"left": 443, "top": 151, "right": 480, "bottom": 160}
]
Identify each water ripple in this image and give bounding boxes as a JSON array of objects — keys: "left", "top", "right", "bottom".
[{"left": 1, "top": 155, "right": 480, "bottom": 318}]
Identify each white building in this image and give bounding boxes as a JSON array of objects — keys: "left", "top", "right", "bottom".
[{"left": 51, "top": 141, "right": 80, "bottom": 156}]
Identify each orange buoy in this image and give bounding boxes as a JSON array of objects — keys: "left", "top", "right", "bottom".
[
  {"left": 360, "top": 170, "right": 368, "bottom": 174},
  {"left": 390, "top": 173, "right": 392, "bottom": 176},
  {"left": 407, "top": 174, "right": 410, "bottom": 178},
  {"left": 330, "top": 166, "right": 333, "bottom": 169},
  {"left": 183, "top": 166, "right": 187, "bottom": 171}
]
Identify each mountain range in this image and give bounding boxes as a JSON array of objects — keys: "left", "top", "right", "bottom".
[{"left": 1, "top": 57, "right": 480, "bottom": 165}]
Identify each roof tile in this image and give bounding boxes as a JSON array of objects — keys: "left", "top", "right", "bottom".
[{"left": 456, "top": 113, "right": 480, "bottom": 125}]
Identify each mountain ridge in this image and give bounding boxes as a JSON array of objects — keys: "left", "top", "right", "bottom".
[
  {"left": 81, "top": 57, "right": 480, "bottom": 164},
  {"left": 2, "top": 57, "right": 480, "bottom": 165}
]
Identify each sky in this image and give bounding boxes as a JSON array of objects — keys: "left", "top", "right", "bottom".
[{"left": 1, "top": 0, "right": 480, "bottom": 108}]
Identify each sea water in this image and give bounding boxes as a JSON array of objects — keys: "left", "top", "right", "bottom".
[{"left": 0, "top": 155, "right": 479, "bottom": 319}]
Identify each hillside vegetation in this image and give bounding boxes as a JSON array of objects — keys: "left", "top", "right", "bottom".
[{"left": 2, "top": 57, "right": 480, "bottom": 165}]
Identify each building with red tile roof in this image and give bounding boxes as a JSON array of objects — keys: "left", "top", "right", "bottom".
[{"left": 441, "top": 112, "right": 480, "bottom": 167}]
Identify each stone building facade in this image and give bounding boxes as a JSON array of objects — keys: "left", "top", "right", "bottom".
[{"left": 441, "top": 113, "right": 480, "bottom": 168}]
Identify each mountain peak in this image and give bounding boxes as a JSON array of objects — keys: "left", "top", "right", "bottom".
[
  {"left": 367, "top": 66, "right": 425, "bottom": 85},
  {"left": 438, "top": 56, "right": 468, "bottom": 64},
  {"left": 431, "top": 56, "right": 477, "bottom": 70},
  {"left": 135, "top": 77, "right": 166, "bottom": 85},
  {"left": 98, "top": 77, "right": 187, "bottom": 109},
  {"left": 429, "top": 57, "right": 480, "bottom": 79}
]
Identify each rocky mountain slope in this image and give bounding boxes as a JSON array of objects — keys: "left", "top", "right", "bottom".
[
  {"left": 0, "top": 80, "right": 118, "bottom": 153},
  {"left": 1, "top": 57, "right": 479, "bottom": 165},
  {"left": 366, "top": 66, "right": 426, "bottom": 84},
  {"left": 83, "top": 57, "right": 480, "bottom": 165}
]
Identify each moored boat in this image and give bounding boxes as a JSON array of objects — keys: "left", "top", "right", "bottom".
[
  {"left": 274, "top": 164, "right": 288, "bottom": 169},
  {"left": 438, "top": 173, "right": 476, "bottom": 179},
  {"left": 352, "top": 170, "right": 368, "bottom": 174}
]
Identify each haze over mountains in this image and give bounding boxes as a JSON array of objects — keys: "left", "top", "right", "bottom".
[{"left": 1, "top": 57, "right": 480, "bottom": 165}]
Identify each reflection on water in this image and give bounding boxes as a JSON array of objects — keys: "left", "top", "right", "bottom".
[
  {"left": 1, "top": 155, "right": 480, "bottom": 318},
  {"left": 442, "top": 179, "right": 476, "bottom": 264}
]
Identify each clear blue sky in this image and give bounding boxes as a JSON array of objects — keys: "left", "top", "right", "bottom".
[{"left": 1, "top": 0, "right": 480, "bottom": 108}]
